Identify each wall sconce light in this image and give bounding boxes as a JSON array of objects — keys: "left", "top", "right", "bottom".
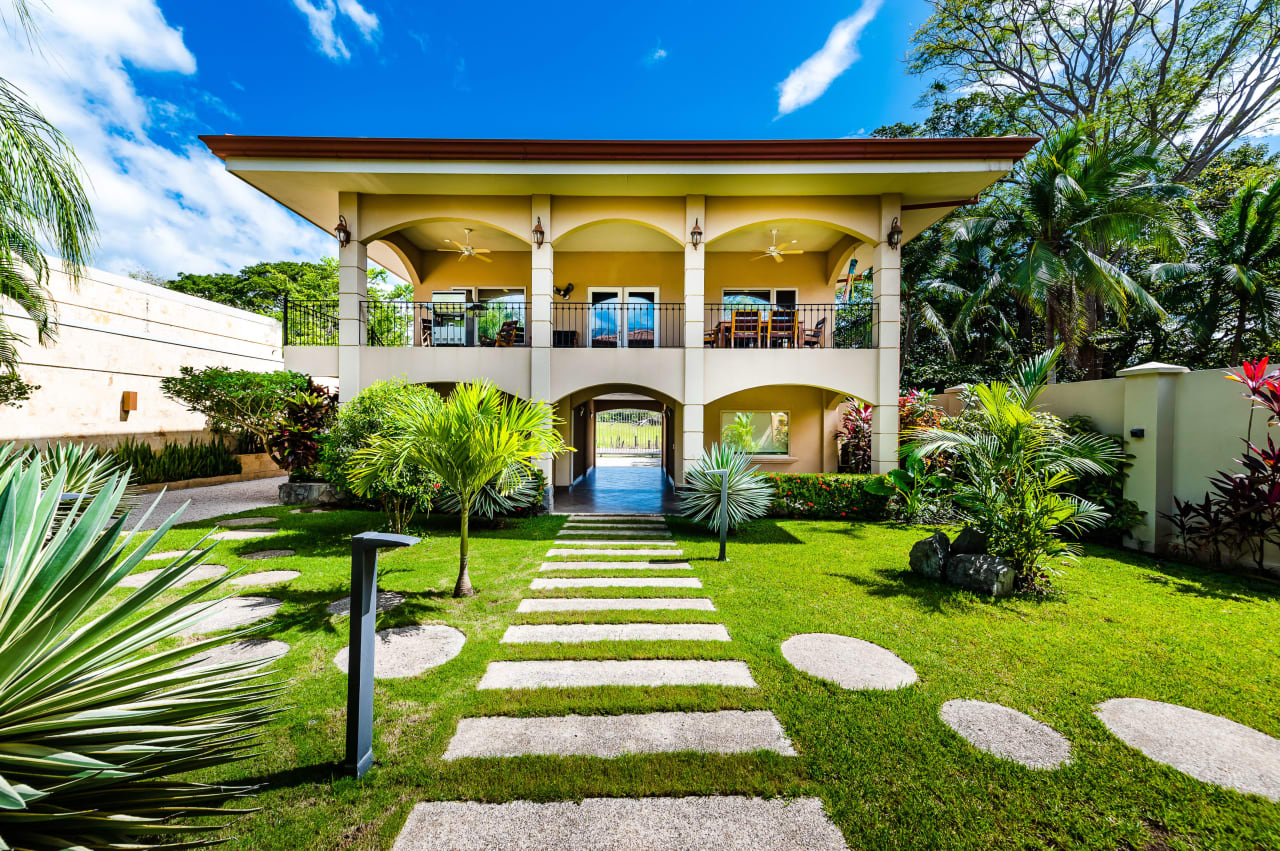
[
  {"left": 121, "top": 391, "right": 138, "bottom": 412},
  {"left": 554, "top": 282, "right": 575, "bottom": 300},
  {"left": 335, "top": 215, "right": 352, "bottom": 248},
  {"left": 532, "top": 217, "right": 546, "bottom": 248},
  {"left": 689, "top": 218, "right": 703, "bottom": 250},
  {"left": 886, "top": 216, "right": 903, "bottom": 250}
]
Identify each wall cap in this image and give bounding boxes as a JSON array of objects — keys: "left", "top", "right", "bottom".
[{"left": 1117, "top": 362, "right": 1190, "bottom": 377}]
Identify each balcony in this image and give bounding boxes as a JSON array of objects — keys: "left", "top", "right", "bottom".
[
  {"left": 551, "top": 302, "right": 685, "bottom": 348},
  {"left": 703, "top": 302, "right": 877, "bottom": 349}
]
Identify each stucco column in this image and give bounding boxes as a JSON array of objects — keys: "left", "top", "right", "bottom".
[
  {"left": 1117, "top": 362, "right": 1188, "bottom": 553},
  {"left": 681, "top": 195, "right": 706, "bottom": 483},
  {"left": 530, "top": 195, "right": 554, "bottom": 507},
  {"left": 871, "top": 193, "right": 902, "bottom": 473},
  {"left": 337, "top": 191, "right": 366, "bottom": 403}
]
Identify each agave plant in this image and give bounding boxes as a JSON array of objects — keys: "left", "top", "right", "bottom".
[
  {"left": 0, "top": 455, "right": 282, "bottom": 849},
  {"left": 680, "top": 443, "right": 774, "bottom": 533},
  {"left": 435, "top": 464, "right": 541, "bottom": 520}
]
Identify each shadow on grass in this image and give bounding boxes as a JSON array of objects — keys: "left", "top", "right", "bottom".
[
  {"left": 666, "top": 517, "right": 804, "bottom": 545},
  {"left": 1134, "top": 558, "right": 1278, "bottom": 603},
  {"left": 828, "top": 567, "right": 1062, "bottom": 614},
  {"left": 252, "top": 588, "right": 454, "bottom": 638},
  {"left": 236, "top": 761, "right": 344, "bottom": 791}
]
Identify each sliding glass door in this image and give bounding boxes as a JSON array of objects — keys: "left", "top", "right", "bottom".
[{"left": 589, "top": 288, "right": 658, "bottom": 348}]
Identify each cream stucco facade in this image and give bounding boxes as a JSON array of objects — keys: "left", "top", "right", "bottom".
[{"left": 204, "top": 135, "right": 1035, "bottom": 505}]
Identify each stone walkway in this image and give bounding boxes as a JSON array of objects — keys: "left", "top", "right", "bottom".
[{"left": 395, "top": 513, "right": 849, "bottom": 850}]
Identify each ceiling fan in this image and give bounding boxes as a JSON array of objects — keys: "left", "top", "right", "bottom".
[
  {"left": 438, "top": 228, "right": 492, "bottom": 263},
  {"left": 751, "top": 228, "right": 804, "bottom": 263}
]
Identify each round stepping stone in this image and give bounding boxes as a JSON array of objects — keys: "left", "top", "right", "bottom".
[
  {"left": 242, "top": 549, "right": 295, "bottom": 560},
  {"left": 1096, "top": 698, "right": 1280, "bottom": 800},
  {"left": 219, "top": 516, "right": 279, "bottom": 527},
  {"left": 210, "top": 529, "right": 276, "bottom": 541},
  {"left": 175, "top": 596, "right": 281, "bottom": 636},
  {"left": 230, "top": 570, "right": 301, "bottom": 588},
  {"left": 327, "top": 590, "right": 405, "bottom": 617},
  {"left": 143, "top": 550, "right": 191, "bottom": 562},
  {"left": 190, "top": 639, "right": 289, "bottom": 673},
  {"left": 119, "top": 563, "right": 227, "bottom": 589},
  {"left": 332, "top": 625, "right": 465, "bottom": 679},
  {"left": 939, "top": 700, "right": 1072, "bottom": 769},
  {"left": 781, "top": 633, "right": 917, "bottom": 691}
]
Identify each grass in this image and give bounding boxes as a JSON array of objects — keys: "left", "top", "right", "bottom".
[{"left": 118, "top": 506, "right": 1280, "bottom": 850}]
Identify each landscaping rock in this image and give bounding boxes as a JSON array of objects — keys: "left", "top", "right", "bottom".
[
  {"left": 945, "top": 554, "right": 1016, "bottom": 596},
  {"left": 278, "top": 481, "right": 339, "bottom": 506},
  {"left": 951, "top": 526, "right": 989, "bottom": 556},
  {"left": 909, "top": 532, "right": 950, "bottom": 580}
]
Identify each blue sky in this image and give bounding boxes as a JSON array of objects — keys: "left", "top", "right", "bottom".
[{"left": 0, "top": 0, "right": 934, "bottom": 278}]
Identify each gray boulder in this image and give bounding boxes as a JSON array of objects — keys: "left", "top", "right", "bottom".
[
  {"left": 945, "top": 554, "right": 1016, "bottom": 597},
  {"left": 951, "top": 526, "right": 989, "bottom": 556},
  {"left": 909, "top": 532, "right": 950, "bottom": 580},
  {"left": 278, "top": 481, "right": 339, "bottom": 506}
]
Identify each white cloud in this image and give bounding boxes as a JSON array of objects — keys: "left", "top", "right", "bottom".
[
  {"left": 776, "top": 0, "right": 883, "bottom": 117},
  {"left": 0, "top": 0, "right": 331, "bottom": 279},
  {"left": 644, "top": 44, "right": 668, "bottom": 66},
  {"left": 291, "top": 0, "right": 379, "bottom": 61}
]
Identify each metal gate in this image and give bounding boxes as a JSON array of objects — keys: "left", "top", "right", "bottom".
[{"left": 595, "top": 409, "right": 663, "bottom": 457}]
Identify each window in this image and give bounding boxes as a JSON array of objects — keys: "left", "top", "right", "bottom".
[
  {"left": 722, "top": 289, "right": 797, "bottom": 307},
  {"left": 720, "top": 410, "right": 790, "bottom": 455}
]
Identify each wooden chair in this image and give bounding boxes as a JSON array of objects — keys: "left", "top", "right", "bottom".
[
  {"left": 730, "top": 310, "right": 761, "bottom": 348},
  {"left": 704, "top": 327, "right": 718, "bottom": 347},
  {"left": 803, "top": 316, "right": 827, "bottom": 348},
  {"left": 495, "top": 320, "right": 523, "bottom": 347},
  {"left": 767, "top": 309, "right": 798, "bottom": 347}
]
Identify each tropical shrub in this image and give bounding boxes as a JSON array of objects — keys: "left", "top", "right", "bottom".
[
  {"left": 348, "top": 380, "right": 567, "bottom": 597},
  {"left": 1061, "top": 415, "right": 1144, "bottom": 542},
  {"left": 160, "top": 366, "right": 311, "bottom": 450},
  {"left": 266, "top": 380, "right": 338, "bottom": 478},
  {"left": 0, "top": 455, "right": 280, "bottom": 849},
  {"left": 435, "top": 466, "right": 546, "bottom": 521},
  {"left": 836, "top": 401, "right": 872, "bottom": 473},
  {"left": 764, "top": 473, "right": 890, "bottom": 520},
  {"left": 864, "top": 455, "right": 957, "bottom": 523},
  {"left": 1164, "top": 357, "right": 1280, "bottom": 571},
  {"left": 681, "top": 444, "right": 774, "bottom": 533},
  {"left": 318, "top": 378, "right": 439, "bottom": 533},
  {"left": 112, "top": 436, "right": 241, "bottom": 485}
]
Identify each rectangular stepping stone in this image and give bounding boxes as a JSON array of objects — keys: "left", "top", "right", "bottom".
[
  {"left": 477, "top": 659, "right": 755, "bottom": 689},
  {"left": 530, "top": 577, "right": 701, "bottom": 589},
  {"left": 502, "top": 623, "right": 731, "bottom": 643},
  {"left": 557, "top": 529, "right": 673, "bottom": 538},
  {"left": 518, "top": 597, "right": 714, "bottom": 612},
  {"left": 540, "top": 561, "right": 692, "bottom": 571},
  {"left": 546, "top": 548, "right": 683, "bottom": 557},
  {"left": 442, "top": 710, "right": 795, "bottom": 759},
  {"left": 567, "top": 513, "right": 664, "bottom": 520},
  {"left": 550, "top": 539, "right": 679, "bottom": 547},
  {"left": 392, "top": 796, "right": 849, "bottom": 850},
  {"left": 562, "top": 522, "right": 667, "bottom": 529}
]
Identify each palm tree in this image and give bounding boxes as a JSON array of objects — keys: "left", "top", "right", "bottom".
[
  {"left": 348, "top": 381, "right": 567, "bottom": 597},
  {"left": 1153, "top": 178, "right": 1280, "bottom": 362},
  {"left": 960, "top": 123, "right": 1182, "bottom": 375},
  {"left": 1, "top": 0, "right": 96, "bottom": 371}
]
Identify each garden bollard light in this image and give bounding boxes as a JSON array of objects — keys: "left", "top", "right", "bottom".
[
  {"left": 706, "top": 469, "right": 730, "bottom": 561},
  {"left": 345, "top": 531, "right": 419, "bottom": 778}
]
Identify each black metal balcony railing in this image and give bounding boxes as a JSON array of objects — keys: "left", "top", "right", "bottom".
[
  {"left": 551, "top": 302, "right": 685, "bottom": 348},
  {"left": 359, "top": 300, "right": 532, "bottom": 347},
  {"left": 702, "top": 302, "right": 877, "bottom": 349},
  {"left": 283, "top": 299, "right": 339, "bottom": 346}
]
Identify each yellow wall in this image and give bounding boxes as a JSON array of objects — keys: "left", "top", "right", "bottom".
[
  {"left": 704, "top": 385, "right": 830, "bottom": 473},
  {"left": 705, "top": 252, "right": 833, "bottom": 303},
  {"left": 553, "top": 252, "right": 684, "bottom": 303},
  {"left": 413, "top": 250, "right": 531, "bottom": 298}
]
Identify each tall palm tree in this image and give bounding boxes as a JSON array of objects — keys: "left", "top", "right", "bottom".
[
  {"left": 1, "top": 0, "right": 96, "bottom": 371},
  {"left": 1153, "top": 178, "right": 1280, "bottom": 362},
  {"left": 348, "top": 381, "right": 567, "bottom": 597}
]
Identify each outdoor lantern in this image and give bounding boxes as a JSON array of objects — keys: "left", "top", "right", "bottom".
[
  {"left": 690, "top": 218, "right": 703, "bottom": 249},
  {"left": 886, "top": 216, "right": 903, "bottom": 249},
  {"left": 532, "top": 217, "right": 545, "bottom": 248},
  {"left": 335, "top": 215, "right": 352, "bottom": 248}
]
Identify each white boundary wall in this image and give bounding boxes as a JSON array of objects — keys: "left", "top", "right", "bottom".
[{"left": 0, "top": 260, "right": 282, "bottom": 449}]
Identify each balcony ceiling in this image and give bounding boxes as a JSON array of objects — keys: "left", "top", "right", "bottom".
[
  {"left": 707, "top": 221, "right": 848, "bottom": 253},
  {"left": 401, "top": 220, "right": 528, "bottom": 252}
]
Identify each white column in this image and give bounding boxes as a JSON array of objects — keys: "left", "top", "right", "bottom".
[
  {"left": 1117, "top": 362, "right": 1188, "bottom": 553},
  {"left": 681, "top": 195, "right": 706, "bottom": 482},
  {"left": 337, "top": 191, "right": 367, "bottom": 403},
  {"left": 871, "top": 193, "right": 902, "bottom": 473},
  {"left": 530, "top": 195, "right": 554, "bottom": 507}
]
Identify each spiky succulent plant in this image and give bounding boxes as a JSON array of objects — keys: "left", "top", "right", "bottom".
[{"left": 680, "top": 443, "right": 774, "bottom": 533}]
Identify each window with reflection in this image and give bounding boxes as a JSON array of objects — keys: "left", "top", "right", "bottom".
[{"left": 720, "top": 410, "right": 790, "bottom": 454}]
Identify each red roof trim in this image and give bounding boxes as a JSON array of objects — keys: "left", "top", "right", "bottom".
[{"left": 198, "top": 135, "right": 1040, "bottom": 163}]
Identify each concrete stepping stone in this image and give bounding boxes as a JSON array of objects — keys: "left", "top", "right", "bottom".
[
  {"left": 143, "top": 550, "right": 191, "bottom": 561},
  {"left": 531, "top": 577, "right": 701, "bottom": 589},
  {"left": 562, "top": 522, "right": 668, "bottom": 530},
  {"left": 546, "top": 548, "right": 683, "bottom": 557},
  {"left": 230, "top": 570, "right": 301, "bottom": 588},
  {"left": 327, "top": 591, "right": 405, "bottom": 617},
  {"left": 781, "top": 633, "right": 917, "bottom": 691},
  {"left": 477, "top": 659, "right": 755, "bottom": 689},
  {"left": 557, "top": 529, "right": 673, "bottom": 538},
  {"left": 175, "top": 596, "right": 281, "bottom": 636},
  {"left": 442, "top": 710, "right": 795, "bottom": 760},
  {"left": 333, "top": 625, "right": 466, "bottom": 679},
  {"left": 518, "top": 597, "right": 715, "bottom": 612},
  {"left": 190, "top": 638, "right": 289, "bottom": 673},
  {"left": 540, "top": 561, "right": 692, "bottom": 571},
  {"left": 502, "top": 623, "right": 731, "bottom": 644},
  {"left": 940, "top": 700, "right": 1072, "bottom": 769},
  {"left": 550, "top": 539, "right": 678, "bottom": 547},
  {"left": 119, "top": 564, "right": 227, "bottom": 589},
  {"left": 567, "top": 513, "right": 664, "bottom": 520},
  {"left": 242, "top": 549, "right": 295, "bottom": 560},
  {"left": 210, "top": 528, "right": 277, "bottom": 541},
  {"left": 219, "top": 516, "right": 279, "bottom": 527},
  {"left": 1096, "top": 698, "right": 1280, "bottom": 800},
  {"left": 392, "top": 797, "right": 848, "bottom": 851}
]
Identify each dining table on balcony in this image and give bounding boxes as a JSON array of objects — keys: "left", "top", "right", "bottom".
[{"left": 706, "top": 310, "right": 817, "bottom": 348}]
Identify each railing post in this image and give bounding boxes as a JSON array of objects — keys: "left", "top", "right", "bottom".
[{"left": 282, "top": 294, "right": 289, "bottom": 346}]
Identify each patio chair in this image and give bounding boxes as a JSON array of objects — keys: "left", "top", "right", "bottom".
[
  {"left": 495, "top": 320, "right": 524, "bottom": 347},
  {"left": 767, "top": 309, "right": 799, "bottom": 347},
  {"left": 730, "top": 310, "right": 762, "bottom": 348},
  {"left": 803, "top": 316, "right": 827, "bottom": 348},
  {"left": 704, "top": 327, "right": 718, "bottom": 347}
]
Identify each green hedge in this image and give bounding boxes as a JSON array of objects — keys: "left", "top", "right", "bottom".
[
  {"left": 113, "top": 438, "right": 241, "bottom": 486},
  {"left": 761, "top": 473, "right": 890, "bottom": 520}
]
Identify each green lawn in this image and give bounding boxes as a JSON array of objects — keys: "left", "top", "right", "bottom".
[{"left": 124, "top": 508, "right": 1280, "bottom": 849}]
